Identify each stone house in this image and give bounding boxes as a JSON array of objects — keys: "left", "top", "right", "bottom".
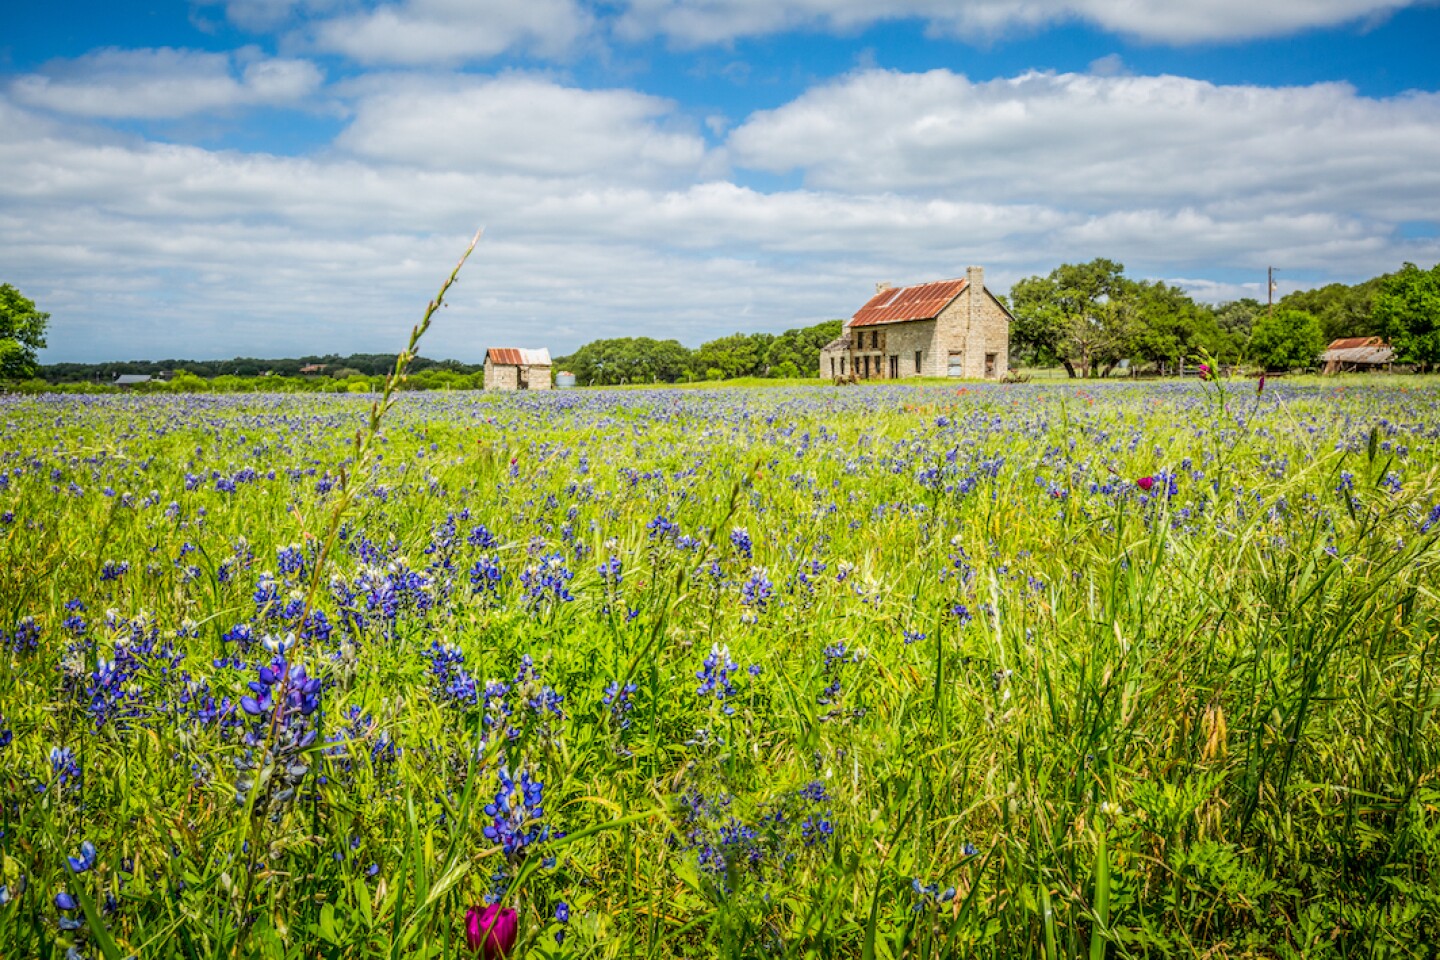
[
  {"left": 483, "top": 348, "right": 552, "bottom": 391},
  {"left": 819, "top": 266, "right": 1011, "bottom": 381}
]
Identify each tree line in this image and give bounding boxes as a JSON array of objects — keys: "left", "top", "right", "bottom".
[
  {"left": 554, "top": 321, "right": 843, "bottom": 385},
  {"left": 36, "top": 352, "right": 481, "bottom": 384},
  {"left": 1010, "top": 258, "right": 1440, "bottom": 376}
]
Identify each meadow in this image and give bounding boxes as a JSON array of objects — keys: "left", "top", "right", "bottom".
[{"left": 1, "top": 377, "right": 1438, "bottom": 959}]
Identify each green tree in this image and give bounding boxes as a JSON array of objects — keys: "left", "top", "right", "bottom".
[
  {"left": 1281, "top": 278, "right": 1383, "bottom": 344},
  {"left": 1374, "top": 262, "right": 1440, "bottom": 370},
  {"left": 1131, "top": 280, "right": 1227, "bottom": 370},
  {"left": 1248, "top": 308, "right": 1324, "bottom": 371},
  {"left": 0, "top": 283, "right": 51, "bottom": 379},
  {"left": 1010, "top": 259, "right": 1136, "bottom": 377}
]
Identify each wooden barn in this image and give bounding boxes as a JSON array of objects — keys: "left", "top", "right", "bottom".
[
  {"left": 1321, "top": 337, "right": 1394, "bottom": 374},
  {"left": 483, "top": 348, "right": 552, "bottom": 391}
]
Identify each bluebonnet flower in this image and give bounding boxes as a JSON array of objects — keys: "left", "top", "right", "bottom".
[
  {"left": 467, "top": 524, "right": 500, "bottom": 549},
  {"left": 740, "top": 567, "right": 773, "bottom": 616},
  {"left": 469, "top": 556, "right": 505, "bottom": 603},
  {"left": 483, "top": 767, "right": 552, "bottom": 861},
  {"left": 646, "top": 514, "right": 680, "bottom": 541},
  {"left": 423, "top": 642, "right": 479, "bottom": 709},
  {"left": 521, "top": 554, "right": 575, "bottom": 608},
  {"left": 603, "top": 681, "right": 637, "bottom": 729},
  {"left": 730, "top": 527, "right": 753, "bottom": 559},
  {"left": 554, "top": 900, "right": 570, "bottom": 944},
  {"left": 99, "top": 560, "right": 130, "bottom": 582},
  {"left": 903, "top": 629, "right": 927, "bottom": 645},
  {"left": 67, "top": 841, "right": 97, "bottom": 873},
  {"left": 50, "top": 746, "right": 81, "bottom": 791},
  {"left": 8, "top": 616, "right": 40, "bottom": 653},
  {"left": 696, "top": 644, "right": 740, "bottom": 715}
]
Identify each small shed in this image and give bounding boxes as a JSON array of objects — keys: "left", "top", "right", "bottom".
[
  {"left": 483, "top": 348, "right": 552, "bottom": 391},
  {"left": 114, "top": 374, "right": 152, "bottom": 388},
  {"left": 1322, "top": 337, "right": 1394, "bottom": 374}
]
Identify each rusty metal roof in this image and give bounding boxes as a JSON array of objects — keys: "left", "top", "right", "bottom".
[
  {"left": 850, "top": 278, "right": 968, "bottom": 327},
  {"left": 486, "top": 348, "right": 551, "bottom": 366},
  {"left": 1327, "top": 336, "right": 1386, "bottom": 351}
]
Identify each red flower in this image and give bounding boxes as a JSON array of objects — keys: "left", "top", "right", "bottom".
[
  {"left": 1136, "top": 476, "right": 1155, "bottom": 492},
  {"left": 467, "top": 905, "right": 518, "bottom": 958},
  {"left": 1257, "top": 373, "right": 1266, "bottom": 395}
]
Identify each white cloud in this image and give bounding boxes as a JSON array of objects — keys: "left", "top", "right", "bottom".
[
  {"left": 8, "top": 47, "right": 323, "bottom": 119},
  {"left": 616, "top": 0, "right": 1424, "bottom": 45},
  {"left": 310, "top": 0, "right": 592, "bottom": 64},
  {"left": 727, "top": 68, "right": 1440, "bottom": 220},
  {"left": 335, "top": 74, "right": 710, "bottom": 181}
]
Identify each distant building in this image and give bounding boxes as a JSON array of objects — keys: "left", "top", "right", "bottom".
[
  {"left": 483, "top": 348, "right": 552, "bottom": 391},
  {"left": 299, "top": 363, "right": 328, "bottom": 375},
  {"left": 555, "top": 371, "right": 577, "bottom": 389},
  {"left": 1322, "top": 337, "right": 1393, "bottom": 374},
  {"left": 113, "top": 374, "right": 152, "bottom": 387},
  {"left": 821, "top": 266, "right": 1012, "bottom": 381}
]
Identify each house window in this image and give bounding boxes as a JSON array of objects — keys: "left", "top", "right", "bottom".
[
  {"left": 985, "top": 352, "right": 998, "bottom": 378},
  {"left": 839, "top": 357, "right": 846, "bottom": 375},
  {"left": 947, "top": 351, "right": 964, "bottom": 377},
  {"left": 888, "top": 355, "right": 899, "bottom": 378},
  {"left": 830, "top": 357, "right": 836, "bottom": 378},
  {"left": 862, "top": 356, "right": 871, "bottom": 378},
  {"left": 914, "top": 351, "right": 922, "bottom": 374},
  {"left": 871, "top": 331, "right": 879, "bottom": 350}
]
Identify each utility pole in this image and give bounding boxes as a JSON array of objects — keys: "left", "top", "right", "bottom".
[{"left": 1268, "top": 267, "right": 1276, "bottom": 318}]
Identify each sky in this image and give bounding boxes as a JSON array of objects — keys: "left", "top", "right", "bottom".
[{"left": 4, "top": 1, "right": 1440, "bottom": 364}]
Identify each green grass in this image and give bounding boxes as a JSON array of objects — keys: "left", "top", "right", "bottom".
[{"left": 0, "top": 376, "right": 1438, "bottom": 959}]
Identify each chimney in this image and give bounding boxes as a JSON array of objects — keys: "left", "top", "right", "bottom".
[
  {"left": 876, "top": 281, "right": 894, "bottom": 294},
  {"left": 966, "top": 265, "right": 984, "bottom": 290}
]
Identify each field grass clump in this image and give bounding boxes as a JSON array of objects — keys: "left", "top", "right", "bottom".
[{"left": 0, "top": 378, "right": 1438, "bottom": 958}]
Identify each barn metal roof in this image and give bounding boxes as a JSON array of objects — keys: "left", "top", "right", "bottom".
[
  {"left": 850, "top": 278, "right": 968, "bottom": 328},
  {"left": 1327, "top": 336, "right": 1387, "bottom": 351},
  {"left": 486, "top": 348, "right": 551, "bottom": 366}
]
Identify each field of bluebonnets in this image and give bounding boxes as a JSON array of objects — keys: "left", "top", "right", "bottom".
[{"left": 2, "top": 373, "right": 1439, "bottom": 959}]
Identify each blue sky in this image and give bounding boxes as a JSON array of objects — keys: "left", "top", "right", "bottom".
[{"left": 4, "top": 0, "right": 1439, "bottom": 363}]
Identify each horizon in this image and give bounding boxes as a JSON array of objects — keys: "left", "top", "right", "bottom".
[{"left": 4, "top": 0, "right": 1439, "bottom": 364}]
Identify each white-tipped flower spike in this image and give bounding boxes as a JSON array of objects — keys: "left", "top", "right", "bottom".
[{"left": 263, "top": 632, "right": 296, "bottom": 656}]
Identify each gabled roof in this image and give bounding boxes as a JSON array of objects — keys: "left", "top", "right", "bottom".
[
  {"left": 850, "top": 278, "right": 969, "bottom": 328},
  {"left": 114, "top": 374, "right": 152, "bottom": 385},
  {"left": 820, "top": 334, "right": 851, "bottom": 352},
  {"left": 1327, "top": 336, "right": 1386, "bottom": 350},
  {"left": 486, "top": 348, "right": 551, "bottom": 366}
]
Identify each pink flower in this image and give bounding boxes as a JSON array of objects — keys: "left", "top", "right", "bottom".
[
  {"left": 1257, "top": 373, "right": 1266, "bottom": 395},
  {"left": 1197, "top": 363, "right": 1212, "bottom": 381},
  {"left": 1136, "top": 476, "right": 1155, "bottom": 492},
  {"left": 467, "top": 905, "right": 518, "bottom": 958}
]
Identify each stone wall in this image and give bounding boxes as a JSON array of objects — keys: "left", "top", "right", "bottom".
[
  {"left": 484, "top": 362, "right": 519, "bottom": 390},
  {"left": 933, "top": 267, "right": 1010, "bottom": 379}
]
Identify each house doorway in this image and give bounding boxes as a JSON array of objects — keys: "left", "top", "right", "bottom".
[
  {"left": 888, "top": 355, "right": 899, "bottom": 379},
  {"left": 985, "top": 353, "right": 997, "bottom": 378},
  {"left": 947, "top": 352, "right": 964, "bottom": 377}
]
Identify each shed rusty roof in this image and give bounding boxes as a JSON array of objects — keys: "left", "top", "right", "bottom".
[
  {"left": 1327, "top": 336, "right": 1386, "bottom": 351},
  {"left": 850, "top": 278, "right": 968, "bottom": 327},
  {"left": 486, "top": 348, "right": 551, "bottom": 366}
]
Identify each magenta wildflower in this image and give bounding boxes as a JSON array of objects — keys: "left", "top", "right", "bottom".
[
  {"left": 466, "top": 904, "right": 518, "bottom": 958},
  {"left": 1136, "top": 476, "right": 1155, "bottom": 492}
]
